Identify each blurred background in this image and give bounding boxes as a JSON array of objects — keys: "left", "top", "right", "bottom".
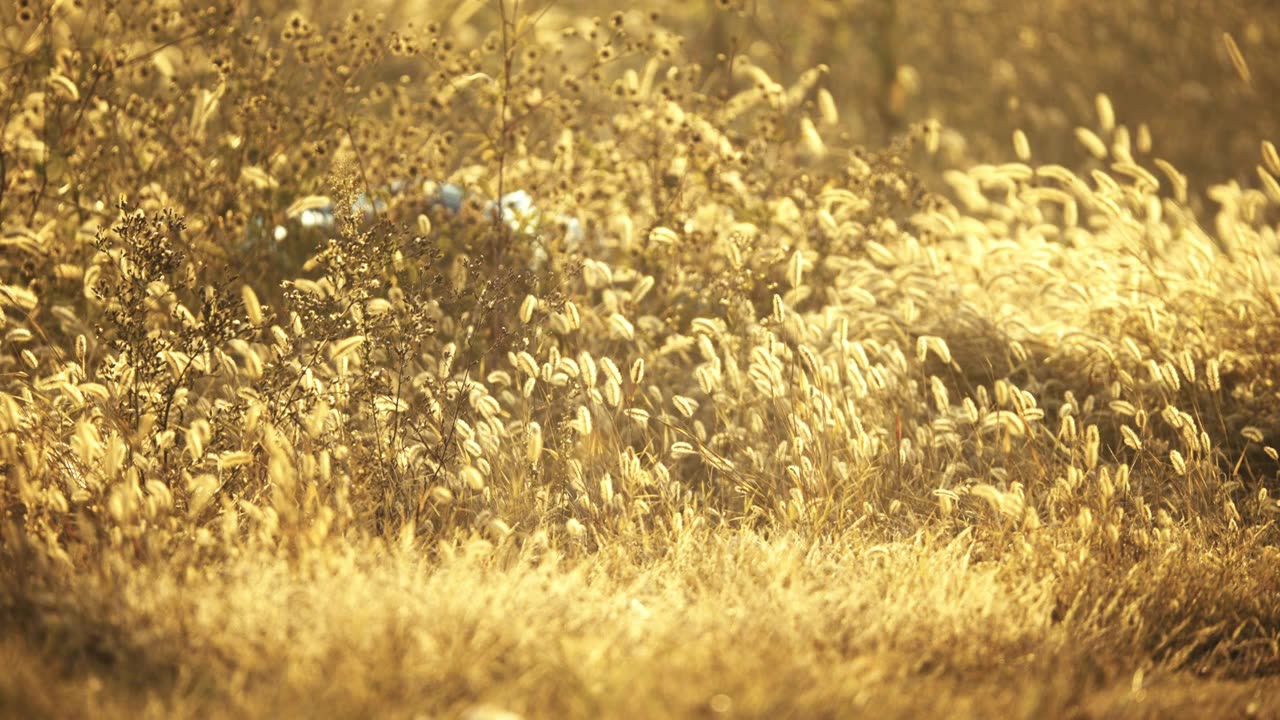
[{"left": 287, "top": 0, "right": 1278, "bottom": 187}]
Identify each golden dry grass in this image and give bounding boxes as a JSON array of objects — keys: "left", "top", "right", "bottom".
[
  {"left": 2, "top": 1, "right": 1280, "bottom": 718},
  {"left": 5, "top": 530, "right": 1280, "bottom": 718}
]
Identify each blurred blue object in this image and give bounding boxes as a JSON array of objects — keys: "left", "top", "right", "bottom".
[
  {"left": 437, "top": 183, "right": 465, "bottom": 212},
  {"left": 267, "top": 181, "right": 581, "bottom": 246}
]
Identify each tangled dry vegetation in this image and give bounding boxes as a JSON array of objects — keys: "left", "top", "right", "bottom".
[{"left": 2, "top": 1, "right": 1280, "bottom": 717}]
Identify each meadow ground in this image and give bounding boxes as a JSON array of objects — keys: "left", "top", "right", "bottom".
[
  {"left": 3, "top": 1, "right": 1280, "bottom": 718},
  {"left": 3, "top": 529, "right": 1280, "bottom": 718}
]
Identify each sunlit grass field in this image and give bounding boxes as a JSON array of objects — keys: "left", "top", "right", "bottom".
[{"left": 2, "top": 1, "right": 1279, "bottom": 717}]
